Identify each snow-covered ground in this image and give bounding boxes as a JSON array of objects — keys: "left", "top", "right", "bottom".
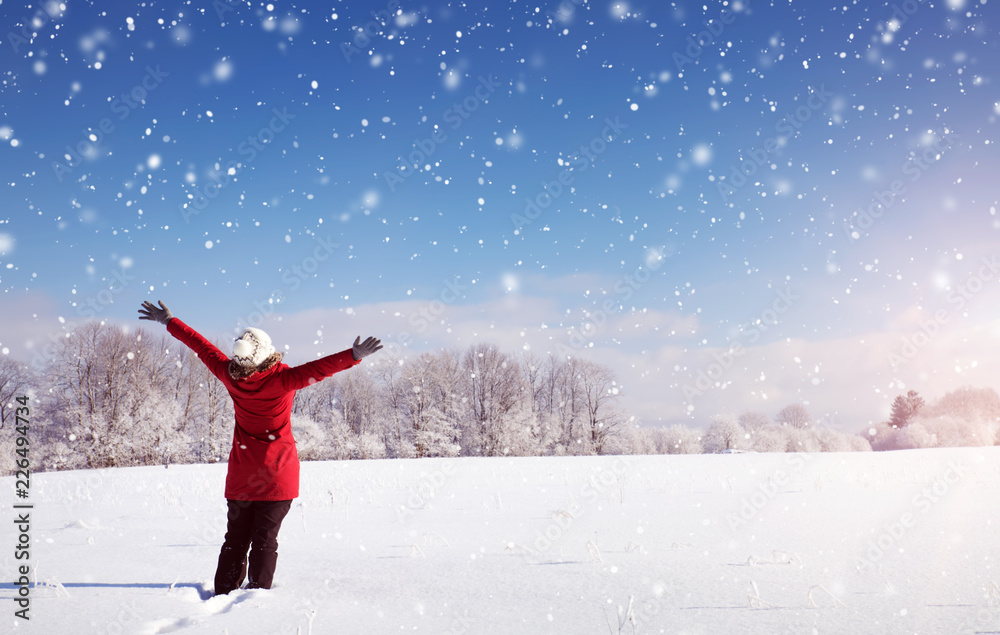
[{"left": 3, "top": 448, "right": 1000, "bottom": 634}]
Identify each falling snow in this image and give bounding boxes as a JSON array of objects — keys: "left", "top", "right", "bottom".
[{"left": 0, "top": 2, "right": 996, "bottom": 452}]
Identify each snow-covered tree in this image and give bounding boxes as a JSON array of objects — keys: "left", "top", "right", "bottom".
[
  {"left": 0, "top": 428, "right": 17, "bottom": 476},
  {"left": 847, "top": 434, "right": 872, "bottom": 452},
  {"left": 316, "top": 408, "right": 354, "bottom": 460},
  {"left": 924, "top": 386, "right": 1000, "bottom": 423},
  {"left": 356, "top": 432, "right": 387, "bottom": 460},
  {"left": 22, "top": 319, "right": 650, "bottom": 467},
  {"left": 398, "top": 351, "right": 463, "bottom": 457},
  {"left": 495, "top": 404, "right": 542, "bottom": 456},
  {"left": 39, "top": 323, "right": 190, "bottom": 468},
  {"left": 749, "top": 425, "right": 788, "bottom": 453},
  {"left": 603, "top": 419, "right": 657, "bottom": 455},
  {"left": 659, "top": 424, "right": 703, "bottom": 454},
  {"left": 536, "top": 412, "right": 569, "bottom": 455},
  {"left": 703, "top": 415, "right": 748, "bottom": 453},
  {"left": 784, "top": 427, "right": 821, "bottom": 453},
  {"left": 813, "top": 426, "right": 854, "bottom": 452},
  {"left": 292, "top": 413, "right": 327, "bottom": 461},
  {"left": 894, "top": 420, "right": 937, "bottom": 449},
  {"left": 871, "top": 386, "right": 1000, "bottom": 451},
  {"left": 412, "top": 406, "right": 461, "bottom": 458}
]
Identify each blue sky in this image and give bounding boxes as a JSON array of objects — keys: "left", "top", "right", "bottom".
[{"left": 1, "top": 0, "right": 998, "bottom": 429}]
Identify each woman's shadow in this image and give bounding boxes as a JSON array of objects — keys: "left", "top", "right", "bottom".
[{"left": 0, "top": 581, "right": 214, "bottom": 601}]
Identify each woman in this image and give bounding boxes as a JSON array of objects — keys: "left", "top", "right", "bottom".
[{"left": 138, "top": 300, "right": 382, "bottom": 595}]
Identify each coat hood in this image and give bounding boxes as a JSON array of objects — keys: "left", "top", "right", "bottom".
[{"left": 228, "top": 351, "right": 283, "bottom": 382}]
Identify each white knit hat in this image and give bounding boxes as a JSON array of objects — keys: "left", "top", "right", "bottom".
[{"left": 232, "top": 327, "right": 275, "bottom": 367}]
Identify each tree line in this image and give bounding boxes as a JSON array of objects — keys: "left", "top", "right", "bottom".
[
  {"left": 0, "top": 322, "right": 630, "bottom": 472},
  {"left": 0, "top": 321, "right": 997, "bottom": 475}
]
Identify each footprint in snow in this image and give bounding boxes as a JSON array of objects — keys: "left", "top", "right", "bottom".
[{"left": 143, "top": 586, "right": 259, "bottom": 634}]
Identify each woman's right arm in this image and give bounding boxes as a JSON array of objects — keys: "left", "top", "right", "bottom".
[
  {"left": 165, "top": 317, "right": 231, "bottom": 381},
  {"left": 140, "top": 300, "right": 231, "bottom": 382}
]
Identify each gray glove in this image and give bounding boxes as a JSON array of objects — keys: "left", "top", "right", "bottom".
[
  {"left": 138, "top": 300, "right": 174, "bottom": 325},
  {"left": 352, "top": 336, "right": 383, "bottom": 361}
]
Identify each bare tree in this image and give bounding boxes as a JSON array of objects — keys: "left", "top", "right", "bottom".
[
  {"left": 166, "top": 348, "right": 207, "bottom": 427},
  {"left": 538, "top": 355, "right": 585, "bottom": 452},
  {"left": 97, "top": 326, "right": 131, "bottom": 424},
  {"left": 0, "top": 357, "right": 31, "bottom": 428},
  {"left": 339, "top": 367, "right": 381, "bottom": 436},
  {"left": 576, "top": 359, "right": 625, "bottom": 454},
  {"left": 520, "top": 351, "right": 544, "bottom": 415},
  {"left": 49, "top": 321, "right": 102, "bottom": 419},
  {"left": 463, "top": 343, "right": 524, "bottom": 456},
  {"left": 370, "top": 353, "right": 410, "bottom": 457},
  {"left": 431, "top": 349, "right": 465, "bottom": 424},
  {"left": 293, "top": 373, "right": 339, "bottom": 421},
  {"left": 556, "top": 357, "right": 584, "bottom": 447},
  {"left": 775, "top": 403, "right": 812, "bottom": 429},
  {"left": 401, "top": 353, "right": 435, "bottom": 457},
  {"left": 200, "top": 341, "right": 236, "bottom": 463}
]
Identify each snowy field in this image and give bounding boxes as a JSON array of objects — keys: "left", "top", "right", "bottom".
[{"left": 4, "top": 448, "right": 1000, "bottom": 635}]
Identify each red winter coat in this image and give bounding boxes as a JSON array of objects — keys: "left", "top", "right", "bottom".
[{"left": 167, "top": 318, "right": 360, "bottom": 501}]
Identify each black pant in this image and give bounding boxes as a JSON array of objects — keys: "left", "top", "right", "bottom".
[{"left": 214, "top": 499, "right": 292, "bottom": 595}]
